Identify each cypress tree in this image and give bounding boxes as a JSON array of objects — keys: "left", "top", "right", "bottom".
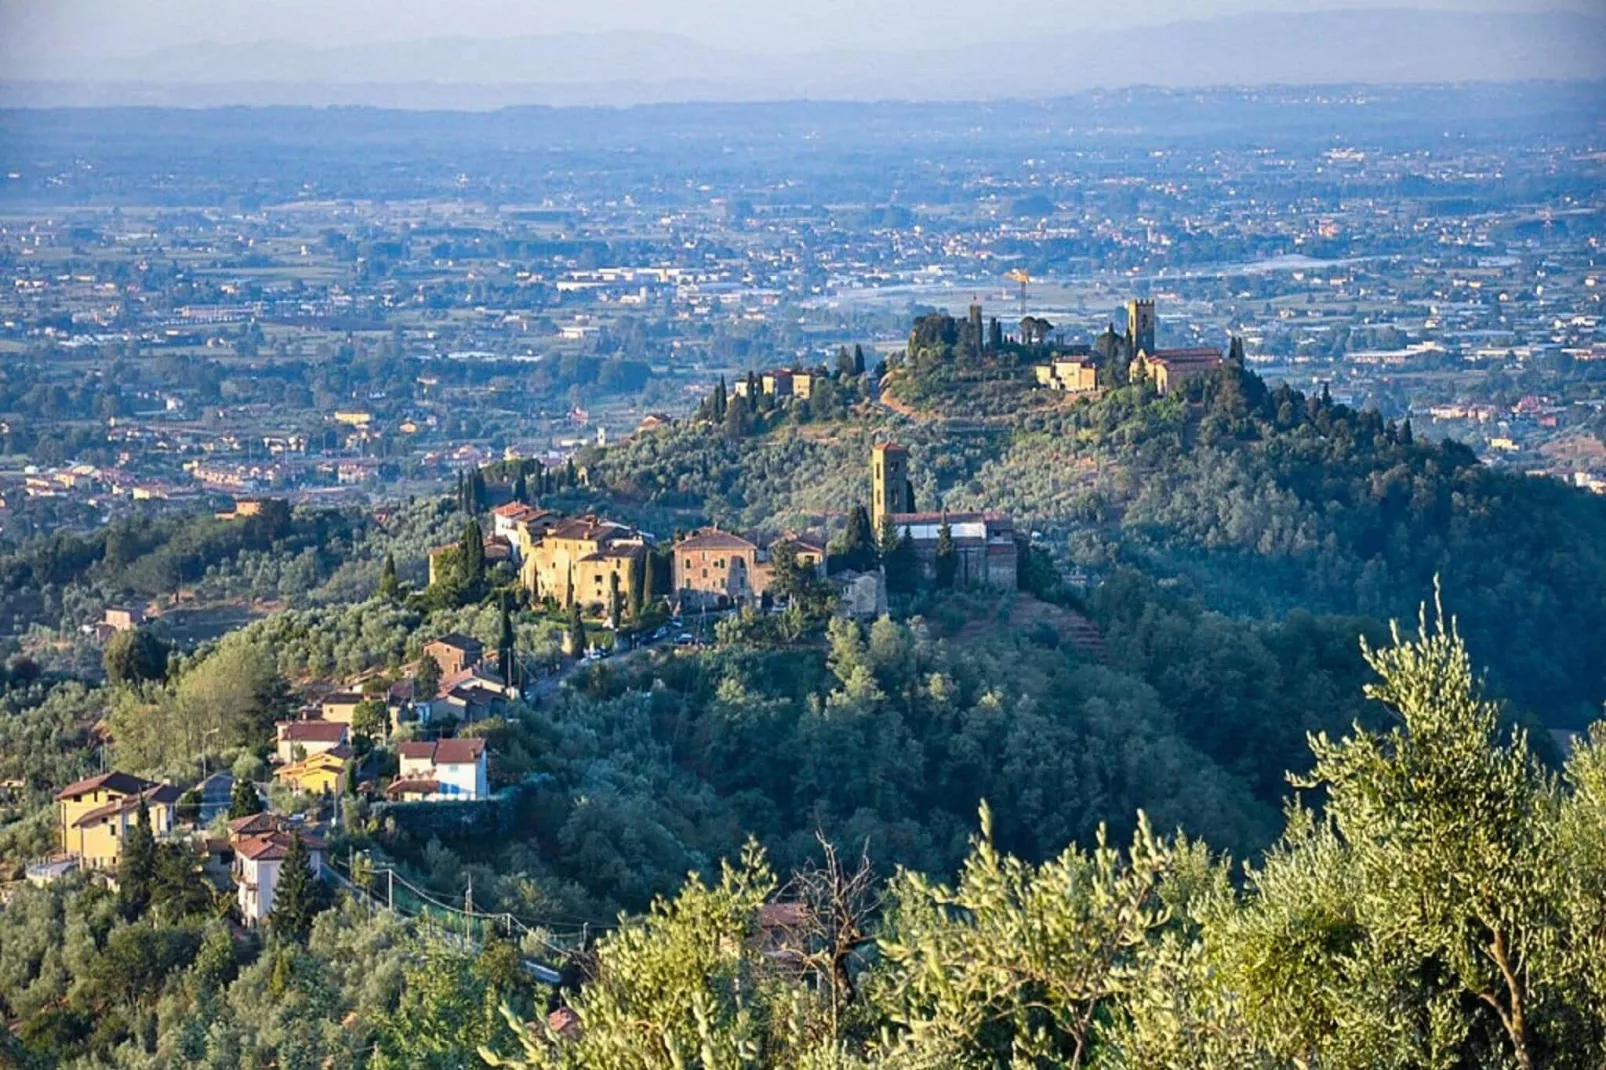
[
  {"left": 565, "top": 457, "right": 578, "bottom": 489},
  {"left": 935, "top": 516, "right": 958, "bottom": 589},
  {"left": 607, "top": 570, "right": 623, "bottom": 630},
  {"left": 498, "top": 593, "right": 517, "bottom": 688},
  {"left": 414, "top": 652, "right": 442, "bottom": 702},
  {"left": 118, "top": 794, "right": 158, "bottom": 917},
  {"left": 269, "top": 834, "right": 326, "bottom": 944},
  {"left": 853, "top": 343, "right": 866, "bottom": 375},
  {"left": 512, "top": 470, "right": 528, "bottom": 504},
  {"left": 378, "top": 552, "right": 400, "bottom": 601},
  {"left": 642, "top": 549, "right": 660, "bottom": 608},
  {"left": 627, "top": 555, "right": 645, "bottom": 622},
  {"left": 568, "top": 599, "right": 586, "bottom": 656},
  {"left": 462, "top": 518, "right": 485, "bottom": 582},
  {"left": 841, "top": 504, "right": 877, "bottom": 573},
  {"left": 229, "top": 777, "right": 263, "bottom": 819}
]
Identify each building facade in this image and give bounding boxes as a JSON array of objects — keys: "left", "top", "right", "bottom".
[
  {"left": 391, "top": 738, "right": 489, "bottom": 801},
  {"left": 55, "top": 772, "right": 180, "bottom": 868},
  {"left": 1127, "top": 298, "right": 1156, "bottom": 355},
  {"left": 1128, "top": 346, "right": 1224, "bottom": 395},
  {"left": 871, "top": 442, "right": 912, "bottom": 531},
  {"left": 871, "top": 445, "right": 1019, "bottom": 589},
  {"left": 519, "top": 515, "right": 646, "bottom": 612},
  {"left": 1034, "top": 358, "right": 1099, "bottom": 393}
]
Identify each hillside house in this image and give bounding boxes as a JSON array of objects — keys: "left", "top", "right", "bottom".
[
  {"left": 273, "top": 748, "right": 352, "bottom": 796},
  {"left": 1034, "top": 357, "right": 1099, "bottom": 393},
  {"left": 319, "top": 691, "right": 364, "bottom": 725},
  {"left": 389, "top": 738, "right": 488, "bottom": 801},
  {"left": 671, "top": 530, "right": 825, "bottom": 609},
  {"left": 422, "top": 634, "right": 484, "bottom": 678},
  {"left": 233, "top": 828, "right": 326, "bottom": 927},
  {"left": 55, "top": 772, "right": 181, "bottom": 868}
]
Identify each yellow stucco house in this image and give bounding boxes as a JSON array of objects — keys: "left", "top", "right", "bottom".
[
  {"left": 55, "top": 771, "right": 181, "bottom": 868},
  {"left": 273, "top": 748, "right": 351, "bottom": 796}
]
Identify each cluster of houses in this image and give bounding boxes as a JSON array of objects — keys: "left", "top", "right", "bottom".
[
  {"left": 1034, "top": 299, "right": 1226, "bottom": 397},
  {"left": 46, "top": 627, "right": 504, "bottom": 925}
]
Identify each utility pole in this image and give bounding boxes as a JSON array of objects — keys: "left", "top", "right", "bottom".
[{"left": 387, "top": 868, "right": 394, "bottom": 913}]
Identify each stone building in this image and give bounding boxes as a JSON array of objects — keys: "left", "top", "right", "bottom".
[
  {"left": 1128, "top": 347, "right": 1224, "bottom": 395},
  {"left": 872, "top": 444, "right": 1019, "bottom": 589},
  {"left": 672, "top": 529, "right": 826, "bottom": 609},
  {"left": 520, "top": 514, "right": 646, "bottom": 612}
]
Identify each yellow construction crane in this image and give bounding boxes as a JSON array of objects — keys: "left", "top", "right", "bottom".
[{"left": 1004, "top": 268, "right": 1030, "bottom": 317}]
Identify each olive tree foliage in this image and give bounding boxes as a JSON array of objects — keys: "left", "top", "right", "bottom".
[
  {"left": 480, "top": 606, "right": 1606, "bottom": 1069},
  {"left": 482, "top": 841, "right": 838, "bottom": 1070},
  {"left": 1205, "top": 598, "right": 1606, "bottom": 1070}
]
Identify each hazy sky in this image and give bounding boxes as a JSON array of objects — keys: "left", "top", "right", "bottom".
[{"left": 0, "top": 0, "right": 1595, "bottom": 60}]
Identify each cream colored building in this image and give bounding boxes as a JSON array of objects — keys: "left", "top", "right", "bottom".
[{"left": 521, "top": 515, "right": 646, "bottom": 612}]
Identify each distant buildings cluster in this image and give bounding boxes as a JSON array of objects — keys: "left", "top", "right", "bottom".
[{"left": 1035, "top": 299, "right": 1226, "bottom": 397}]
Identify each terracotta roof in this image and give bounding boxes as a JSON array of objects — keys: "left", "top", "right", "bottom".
[
  {"left": 397, "top": 741, "right": 438, "bottom": 760},
  {"left": 433, "top": 738, "right": 486, "bottom": 765},
  {"left": 235, "top": 828, "right": 325, "bottom": 862},
  {"left": 872, "top": 441, "right": 908, "bottom": 453},
  {"left": 72, "top": 783, "right": 182, "bottom": 828},
  {"left": 228, "top": 812, "right": 290, "bottom": 838},
  {"left": 55, "top": 770, "right": 154, "bottom": 800},
  {"left": 675, "top": 529, "right": 757, "bottom": 552},
  {"left": 492, "top": 503, "right": 544, "bottom": 520},
  {"left": 278, "top": 721, "right": 349, "bottom": 743},
  {"left": 386, "top": 777, "right": 441, "bottom": 798}
]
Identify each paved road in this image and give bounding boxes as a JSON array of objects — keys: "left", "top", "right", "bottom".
[
  {"left": 198, "top": 771, "right": 234, "bottom": 824},
  {"left": 524, "top": 616, "right": 729, "bottom": 701}
]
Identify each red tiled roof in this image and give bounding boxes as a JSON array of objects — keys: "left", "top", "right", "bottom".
[
  {"left": 386, "top": 777, "right": 441, "bottom": 798},
  {"left": 433, "top": 738, "right": 486, "bottom": 765},
  {"left": 426, "top": 633, "right": 484, "bottom": 653},
  {"left": 55, "top": 770, "right": 153, "bottom": 801},
  {"left": 278, "top": 721, "right": 349, "bottom": 743},
  {"left": 547, "top": 1007, "right": 583, "bottom": 1039},
  {"left": 886, "top": 511, "right": 995, "bottom": 525},
  {"left": 492, "top": 503, "right": 543, "bottom": 520},
  {"left": 72, "top": 783, "right": 182, "bottom": 828},
  {"left": 235, "top": 828, "right": 325, "bottom": 862},
  {"left": 1143, "top": 347, "right": 1223, "bottom": 366},
  {"left": 228, "top": 812, "right": 291, "bottom": 838},
  {"left": 675, "top": 529, "right": 757, "bottom": 552},
  {"left": 395, "top": 737, "right": 486, "bottom": 766}
]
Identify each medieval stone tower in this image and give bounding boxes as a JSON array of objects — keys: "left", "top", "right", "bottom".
[
  {"left": 1127, "top": 298, "right": 1156, "bottom": 355},
  {"left": 871, "top": 441, "right": 910, "bottom": 531}
]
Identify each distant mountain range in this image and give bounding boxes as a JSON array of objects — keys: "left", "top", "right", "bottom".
[{"left": 4, "top": 9, "right": 1603, "bottom": 108}]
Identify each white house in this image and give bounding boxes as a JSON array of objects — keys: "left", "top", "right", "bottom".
[
  {"left": 233, "top": 829, "right": 326, "bottom": 927},
  {"left": 389, "top": 738, "right": 488, "bottom": 801}
]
